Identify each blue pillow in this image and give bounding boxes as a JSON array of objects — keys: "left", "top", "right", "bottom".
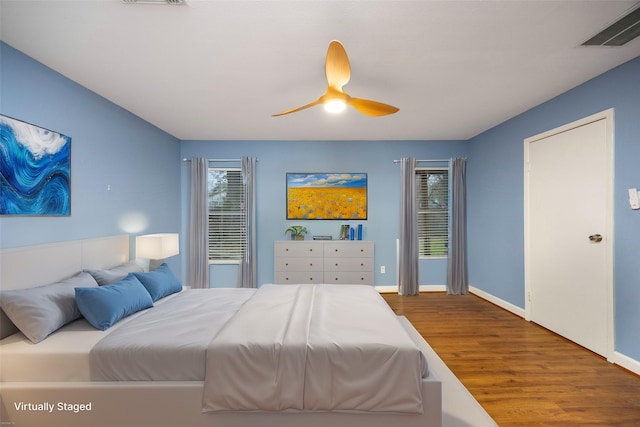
[
  {"left": 133, "top": 263, "right": 182, "bottom": 302},
  {"left": 75, "top": 274, "right": 153, "bottom": 330}
]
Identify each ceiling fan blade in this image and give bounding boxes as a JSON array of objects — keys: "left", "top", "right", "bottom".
[
  {"left": 273, "top": 40, "right": 399, "bottom": 118},
  {"left": 325, "top": 40, "right": 350, "bottom": 90},
  {"left": 348, "top": 98, "right": 399, "bottom": 116},
  {"left": 272, "top": 99, "right": 321, "bottom": 117}
]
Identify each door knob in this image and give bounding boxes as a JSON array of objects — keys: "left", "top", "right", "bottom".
[{"left": 589, "top": 234, "right": 603, "bottom": 243}]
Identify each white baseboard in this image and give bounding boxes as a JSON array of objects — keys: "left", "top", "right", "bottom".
[
  {"left": 469, "top": 286, "right": 526, "bottom": 318},
  {"left": 421, "top": 284, "right": 447, "bottom": 292},
  {"left": 610, "top": 351, "right": 640, "bottom": 376},
  {"left": 375, "top": 285, "right": 398, "bottom": 293},
  {"left": 375, "top": 285, "right": 446, "bottom": 293}
]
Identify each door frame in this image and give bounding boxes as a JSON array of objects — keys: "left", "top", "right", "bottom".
[{"left": 523, "top": 108, "right": 614, "bottom": 360}]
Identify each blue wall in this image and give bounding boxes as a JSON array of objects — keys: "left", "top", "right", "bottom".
[
  {"left": 180, "top": 140, "right": 468, "bottom": 287},
  {"left": 0, "top": 43, "right": 183, "bottom": 276},
  {"left": 467, "top": 56, "right": 640, "bottom": 360}
]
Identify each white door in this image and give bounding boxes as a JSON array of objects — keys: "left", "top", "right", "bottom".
[{"left": 525, "top": 111, "right": 613, "bottom": 358}]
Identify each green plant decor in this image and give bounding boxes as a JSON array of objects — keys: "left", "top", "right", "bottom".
[{"left": 285, "top": 225, "right": 308, "bottom": 240}]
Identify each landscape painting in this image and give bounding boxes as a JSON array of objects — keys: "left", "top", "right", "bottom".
[
  {"left": 0, "top": 115, "right": 71, "bottom": 216},
  {"left": 286, "top": 173, "right": 367, "bottom": 220}
]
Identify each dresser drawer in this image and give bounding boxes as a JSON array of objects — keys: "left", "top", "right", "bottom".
[
  {"left": 324, "top": 242, "right": 374, "bottom": 258},
  {"left": 275, "top": 257, "right": 323, "bottom": 272},
  {"left": 274, "top": 242, "right": 323, "bottom": 257},
  {"left": 274, "top": 271, "right": 324, "bottom": 284},
  {"left": 324, "top": 257, "right": 372, "bottom": 272},
  {"left": 323, "top": 271, "right": 374, "bottom": 285}
]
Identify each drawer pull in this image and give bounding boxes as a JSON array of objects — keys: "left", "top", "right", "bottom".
[
  {"left": 360, "top": 249, "right": 364, "bottom": 252},
  {"left": 334, "top": 249, "right": 338, "bottom": 252},
  {"left": 285, "top": 263, "right": 289, "bottom": 266},
  {"left": 286, "top": 248, "right": 289, "bottom": 252},
  {"left": 309, "top": 263, "right": 313, "bottom": 267},
  {"left": 335, "top": 277, "right": 339, "bottom": 281},
  {"left": 360, "top": 263, "right": 364, "bottom": 267},
  {"left": 335, "top": 263, "right": 339, "bottom": 267}
]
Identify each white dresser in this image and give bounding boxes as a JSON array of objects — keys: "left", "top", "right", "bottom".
[{"left": 274, "top": 240, "right": 374, "bottom": 285}]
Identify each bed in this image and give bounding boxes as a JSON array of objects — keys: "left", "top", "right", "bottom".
[{"left": 0, "top": 235, "right": 443, "bottom": 427}]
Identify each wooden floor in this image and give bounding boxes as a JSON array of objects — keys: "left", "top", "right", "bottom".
[{"left": 382, "top": 292, "right": 640, "bottom": 426}]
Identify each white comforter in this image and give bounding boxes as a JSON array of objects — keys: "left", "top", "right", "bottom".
[
  {"left": 202, "top": 284, "right": 428, "bottom": 414},
  {"left": 90, "top": 288, "right": 255, "bottom": 381}
]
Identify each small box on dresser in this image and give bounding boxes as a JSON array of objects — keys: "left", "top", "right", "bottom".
[{"left": 274, "top": 240, "right": 374, "bottom": 285}]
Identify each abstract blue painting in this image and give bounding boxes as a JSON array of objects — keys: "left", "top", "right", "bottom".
[{"left": 0, "top": 115, "right": 71, "bottom": 216}]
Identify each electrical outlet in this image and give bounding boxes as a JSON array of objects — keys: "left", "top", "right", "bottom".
[{"left": 380, "top": 265, "right": 386, "bottom": 274}]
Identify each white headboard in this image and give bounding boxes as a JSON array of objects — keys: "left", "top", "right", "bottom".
[{"left": 0, "top": 235, "right": 130, "bottom": 338}]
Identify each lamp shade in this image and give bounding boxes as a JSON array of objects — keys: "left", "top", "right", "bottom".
[{"left": 136, "top": 233, "right": 180, "bottom": 259}]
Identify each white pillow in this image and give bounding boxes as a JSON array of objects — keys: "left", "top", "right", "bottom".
[
  {"left": 85, "top": 261, "right": 143, "bottom": 285},
  {"left": 0, "top": 272, "right": 99, "bottom": 343}
]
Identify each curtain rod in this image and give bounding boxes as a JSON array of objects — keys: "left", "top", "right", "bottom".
[
  {"left": 182, "top": 158, "right": 258, "bottom": 163},
  {"left": 393, "top": 159, "right": 450, "bottom": 163}
]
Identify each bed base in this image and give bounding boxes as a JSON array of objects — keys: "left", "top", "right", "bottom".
[{"left": 1, "top": 374, "right": 441, "bottom": 427}]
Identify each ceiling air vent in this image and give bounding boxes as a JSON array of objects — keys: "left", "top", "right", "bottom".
[
  {"left": 582, "top": 4, "right": 640, "bottom": 46},
  {"left": 122, "top": 0, "right": 187, "bottom": 4}
]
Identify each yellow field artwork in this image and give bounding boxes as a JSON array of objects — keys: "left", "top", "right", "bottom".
[{"left": 287, "top": 186, "right": 367, "bottom": 219}]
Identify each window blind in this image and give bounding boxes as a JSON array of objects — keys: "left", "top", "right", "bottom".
[
  {"left": 416, "top": 168, "right": 449, "bottom": 257},
  {"left": 208, "top": 168, "right": 246, "bottom": 261}
]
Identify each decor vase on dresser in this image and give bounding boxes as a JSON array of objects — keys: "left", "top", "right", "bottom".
[{"left": 274, "top": 240, "right": 374, "bottom": 285}]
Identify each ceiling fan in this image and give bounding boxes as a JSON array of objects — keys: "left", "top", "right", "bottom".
[{"left": 273, "top": 40, "right": 399, "bottom": 117}]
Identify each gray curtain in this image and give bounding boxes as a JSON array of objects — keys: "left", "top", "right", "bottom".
[
  {"left": 239, "top": 156, "right": 257, "bottom": 288},
  {"left": 399, "top": 157, "right": 419, "bottom": 296},
  {"left": 447, "top": 157, "right": 468, "bottom": 295},
  {"left": 189, "top": 157, "right": 210, "bottom": 289}
]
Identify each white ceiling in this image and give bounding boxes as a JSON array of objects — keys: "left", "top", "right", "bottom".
[{"left": 1, "top": 0, "right": 639, "bottom": 141}]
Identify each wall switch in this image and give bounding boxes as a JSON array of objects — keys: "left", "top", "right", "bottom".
[
  {"left": 380, "top": 266, "right": 386, "bottom": 274},
  {"left": 629, "top": 188, "right": 640, "bottom": 210}
]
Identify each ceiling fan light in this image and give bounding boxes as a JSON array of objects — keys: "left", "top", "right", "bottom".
[{"left": 324, "top": 99, "right": 346, "bottom": 114}]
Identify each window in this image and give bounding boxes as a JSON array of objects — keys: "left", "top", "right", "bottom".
[
  {"left": 416, "top": 168, "right": 449, "bottom": 257},
  {"left": 208, "top": 168, "right": 246, "bottom": 262}
]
